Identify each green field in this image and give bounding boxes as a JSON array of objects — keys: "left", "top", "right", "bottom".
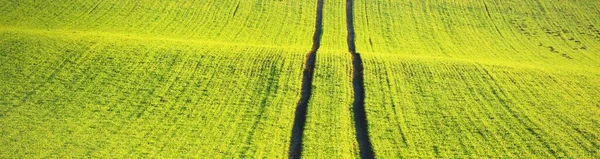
[
  {"left": 1, "top": 0, "right": 599, "bottom": 158},
  {"left": 354, "top": 1, "right": 600, "bottom": 158}
]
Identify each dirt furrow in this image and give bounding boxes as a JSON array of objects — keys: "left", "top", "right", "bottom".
[
  {"left": 288, "top": 0, "right": 324, "bottom": 158},
  {"left": 346, "top": 0, "right": 375, "bottom": 158}
]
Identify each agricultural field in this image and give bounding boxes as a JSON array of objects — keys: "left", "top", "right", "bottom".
[
  {"left": 1, "top": 0, "right": 599, "bottom": 158},
  {"left": 0, "top": 31, "right": 310, "bottom": 158},
  {"left": 354, "top": 0, "right": 600, "bottom": 158},
  {"left": 0, "top": 0, "right": 314, "bottom": 158},
  {"left": 301, "top": 0, "right": 361, "bottom": 158}
]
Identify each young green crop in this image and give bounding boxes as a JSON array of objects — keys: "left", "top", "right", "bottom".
[
  {"left": 0, "top": 31, "right": 309, "bottom": 158},
  {"left": 360, "top": 54, "right": 600, "bottom": 158},
  {"left": 298, "top": 1, "right": 363, "bottom": 158},
  {"left": 1, "top": 0, "right": 599, "bottom": 158},
  {"left": 353, "top": 0, "right": 600, "bottom": 158},
  {"left": 302, "top": 50, "right": 358, "bottom": 158},
  {"left": 0, "top": 0, "right": 319, "bottom": 158},
  {"left": 0, "top": 0, "right": 316, "bottom": 47},
  {"left": 353, "top": 0, "right": 600, "bottom": 69}
]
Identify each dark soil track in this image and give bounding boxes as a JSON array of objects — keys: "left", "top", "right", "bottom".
[
  {"left": 288, "top": 0, "right": 323, "bottom": 158},
  {"left": 346, "top": 0, "right": 375, "bottom": 158}
]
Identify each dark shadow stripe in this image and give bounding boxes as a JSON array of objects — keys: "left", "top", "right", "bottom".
[
  {"left": 346, "top": 0, "right": 375, "bottom": 158},
  {"left": 288, "top": 0, "right": 324, "bottom": 158}
]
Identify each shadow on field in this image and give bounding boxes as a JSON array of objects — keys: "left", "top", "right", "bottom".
[
  {"left": 288, "top": 0, "right": 324, "bottom": 158},
  {"left": 347, "top": 0, "right": 375, "bottom": 158}
]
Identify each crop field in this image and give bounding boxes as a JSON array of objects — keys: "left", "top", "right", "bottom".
[
  {"left": 0, "top": 0, "right": 315, "bottom": 158},
  {"left": 1, "top": 0, "right": 599, "bottom": 158},
  {"left": 354, "top": 0, "right": 600, "bottom": 158},
  {"left": 0, "top": 31, "right": 310, "bottom": 158}
]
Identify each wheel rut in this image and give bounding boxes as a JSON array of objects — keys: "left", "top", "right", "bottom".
[
  {"left": 288, "top": 0, "right": 323, "bottom": 158},
  {"left": 346, "top": 0, "right": 375, "bottom": 158}
]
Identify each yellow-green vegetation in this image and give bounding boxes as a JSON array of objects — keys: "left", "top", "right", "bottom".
[
  {"left": 300, "top": 0, "right": 361, "bottom": 158},
  {"left": 0, "top": 0, "right": 317, "bottom": 158},
  {"left": 303, "top": 50, "right": 357, "bottom": 158},
  {"left": 0, "top": 0, "right": 316, "bottom": 46},
  {"left": 354, "top": 0, "right": 600, "bottom": 158},
  {"left": 0, "top": 31, "right": 308, "bottom": 158},
  {"left": 1, "top": 0, "right": 599, "bottom": 158}
]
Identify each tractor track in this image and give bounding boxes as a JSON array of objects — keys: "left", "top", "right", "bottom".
[
  {"left": 346, "top": 0, "right": 375, "bottom": 158},
  {"left": 288, "top": 0, "right": 323, "bottom": 158}
]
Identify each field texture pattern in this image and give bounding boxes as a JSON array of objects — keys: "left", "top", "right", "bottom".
[
  {"left": 0, "top": 0, "right": 599, "bottom": 158},
  {"left": 354, "top": 0, "right": 600, "bottom": 158}
]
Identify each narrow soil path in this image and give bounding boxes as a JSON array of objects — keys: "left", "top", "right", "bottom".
[
  {"left": 346, "top": 0, "right": 375, "bottom": 158},
  {"left": 288, "top": 0, "right": 324, "bottom": 158}
]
